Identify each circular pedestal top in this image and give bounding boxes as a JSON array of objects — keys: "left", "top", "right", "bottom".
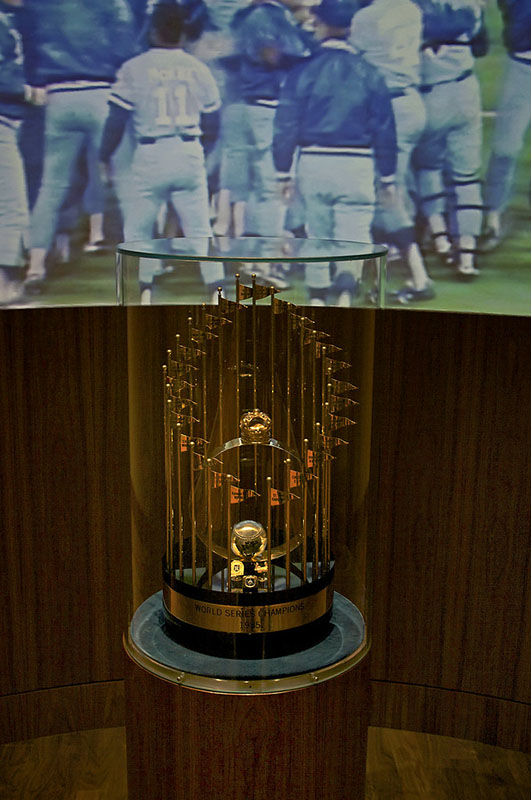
[{"left": 125, "top": 591, "right": 366, "bottom": 695}]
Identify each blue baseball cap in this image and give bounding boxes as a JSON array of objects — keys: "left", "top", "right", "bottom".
[{"left": 313, "top": 0, "right": 358, "bottom": 28}]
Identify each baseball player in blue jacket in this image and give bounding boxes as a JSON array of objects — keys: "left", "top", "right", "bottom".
[
  {"left": 0, "top": 0, "right": 28, "bottom": 304},
  {"left": 350, "top": 0, "right": 434, "bottom": 302},
  {"left": 414, "top": 0, "right": 485, "bottom": 280},
  {"left": 99, "top": 2, "right": 224, "bottom": 303},
  {"left": 222, "top": 0, "right": 312, "bottom": 237},
  {"left": 273, "top": 0, "right": 397, "bottom": 305},
  {"left": 23, "top": 0, "right": 136, "bottom": 290},
  {"left": 483, "top": 0, "right": 531, "bottom": 249}
]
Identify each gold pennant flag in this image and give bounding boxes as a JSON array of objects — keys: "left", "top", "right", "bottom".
[
  {"left": 270, "top": 487, "right": 300, "bottom": 506},
  {"left": 238, "top": 282, "right": 281, "bottom": 301},
  {"left": 205, "top": 312, "right": 232, "bottom": 329},
  {"left": 191, "top": 327, "right": 218, "bottom": 342},
  {"left": 166, "top": 375, "right": 196, "bottom": 393},
  {"left": 170, "top": 397, "right": 197, "bottom": 416},
  {"left": 218, "top": 296, "right": 245, "bottom": 315},
  {"left": 289, "top": 468, "right": 303, "bottom": 488},
  {"left": 323, "top": 357, "right": 351, "bottom": 374},
  {"left": 180, "top": 433, "right": 209, "bottom": 453},
  {"left": 168, "top": 360, "right": 199, "bottom": 377},
  {"left": 210, "top": 470, "right": 238, "bottom": 488},
  {"left": 170, "top": 411, "right": 200, "bottom": 427},
  {"left": 272, "top": 296, "right": 294, "bottom": 314},
  {"left": 320, "top": 433, "right": 348, "bottom": 449},
  {"left": 236, "top": 283, "right": 254, "bottom": 300},
  {"left": 307, "top": 448, "right": 334, "bottom": 468},
  {"left": 328, "top": 377, "right": 358, "bottom": 395},
  {"left": 315, "top": 341, "right": 341, "bottom": 356},
  {"left": 174, "top": 343, "right": 205, "bottom": 360},
  {"left": 230, "top": 486, "right": 259, "bottom": 504},
  {"left": 328, "top": 413, "right": 356, "bottom": 431},
  {"left": 327, "top": 394, "right": 358, "bottom": 413}
]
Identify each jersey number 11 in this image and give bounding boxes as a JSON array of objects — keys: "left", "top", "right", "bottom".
[{"left": 155, "top": 84, "right": 193, "bottom": 127}]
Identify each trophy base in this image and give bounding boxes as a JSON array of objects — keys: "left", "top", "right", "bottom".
[
  {"left": 162, "top": 607, "right": 334, "bottom": 659},
  {"left": 162, "top": 566, "right": 335, "bottom": 659}
]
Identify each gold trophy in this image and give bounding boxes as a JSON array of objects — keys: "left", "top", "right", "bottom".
[{"left": 162, "top": 275, "right": 356, "bottom": 657}]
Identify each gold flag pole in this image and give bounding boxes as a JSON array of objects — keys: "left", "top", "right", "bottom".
[
  {"left": 300, "top": 316, "right": 305, "bottom": 446},
  {"left": 201, "top": 305, "right": 208, "bottom": 442},
  {"left": 285, "top": 457, "right": 291, "bottom": 589},
  {"left": 175, "top": 423, "right": 183, "bottom": 579},
  {"left": 311, "top": 331, "right": 317, "bottom": 454},
  {"left": 226, "top": 478, "right": 232, "bottom": 592},
  {"left": 187, "top": 317, "right": 196, "bottom": 440},
  {"left": 267, "top": 476, "right": 272, "bottom": 591},
  {"left": 322, "top": 401, "right": 330, "bottom": 571},
  {"left": 251, "top": 275, "right": 259, "bottom": 504},
  {"left": 163, "top": 365, "right": 172, "bottom": 573},
  {"left": 217, "top": 287, "right": 224, "bottom": 447},
  {"left": 207, "top": 458, "right": 213, "bottom": 589},
  {"left": 235, "top": 274, "right": 241, "bottom": 484},
  {"left": 321, "top": 344, "right": 327, "bottom": 414},
  {"left": 286, "top": 315, "right": 292, "bottom": 449},
  {"left": 270, "top": 292, "right": 275, "bottom": 434},
  {"left": 302, "top": 438, "right": 309, "bottom": 583},
  {"left": 252, "top": 273, "right": 257, "bottom": 409},
  {"left": 190, "top": 440, "right": 196, "bottom": 584},
  {"left": 314, "top": 422, "right": 321, "bottom": 580}
]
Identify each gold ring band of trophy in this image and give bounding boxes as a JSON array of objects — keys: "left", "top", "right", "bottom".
[{"left": 121, "top": 237, "right": 385, "bottom": 798}]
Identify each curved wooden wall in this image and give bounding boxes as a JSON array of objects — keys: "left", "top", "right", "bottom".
[
  {"left": 369, "top": 310, "right": 531, "bottom": 751},
  {"left": 0, "top": 309, "right": 130, "bottom": 743},
  {"left": 0, "top": 307, "right": 529, "bottom": 752}
]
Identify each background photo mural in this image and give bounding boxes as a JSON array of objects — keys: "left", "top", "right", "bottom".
[{"left": 0, "top": 0, "right": 529, "bottom": 314}]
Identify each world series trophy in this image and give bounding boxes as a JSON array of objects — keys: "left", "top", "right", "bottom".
[{"left": 161, "top": 275, "right": 357, "bottom": 658}]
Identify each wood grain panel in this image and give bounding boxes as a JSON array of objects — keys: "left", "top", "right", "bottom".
[
  {"left": 370, "top": 310, "right": 531, "bottom": 703},
  {"left": 0, "top": 308, "right": 131, "bottom": 696},
  {"left": 0, "top": 726, "right": 127, "bottom": 799},
  {"left": 125, "top": 657, "right": 370, "bottom": 800},
  {"left": 2, "top": 725, "right": 530, "bottom": 800},
  {"left": 0, "top": 680, "right": 124, "bottom": 746},
  {"left": 366, "top": 727, "right": 531, "bottom": 799},
  {"left": 371, "top": 681, "right": 531, "bottom": 754}
]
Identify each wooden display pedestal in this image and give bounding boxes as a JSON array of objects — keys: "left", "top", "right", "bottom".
[{"left": 125, "top": 655, "right": 370, "bottom": 800}]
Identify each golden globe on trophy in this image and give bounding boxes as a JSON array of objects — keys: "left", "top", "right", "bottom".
[{"left": 161, "top": 275, "right": 357, "bottom": 658}]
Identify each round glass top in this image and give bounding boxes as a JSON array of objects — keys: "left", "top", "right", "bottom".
[{"left": 117, "top": 236, "right": 386, "bottom": 263}]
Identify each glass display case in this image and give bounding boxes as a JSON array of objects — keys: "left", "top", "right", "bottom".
[
  {"left": 116, "top": 236, "right": 386, "bottom": 308},
  {"left": 120, "top": 237, "right": 384, "bottom": 693}
]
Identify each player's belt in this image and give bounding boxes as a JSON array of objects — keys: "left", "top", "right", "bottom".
[
  {"left": 139, "top": 133, "right": 198, "bottom": 144},
  {"left": 388, "top": 86, "right": 416, "bottom": 99},
  {"left": 300, "top": 145, "right": 373, "bottom": 157},
  {"left": 420, "top": 69, "right": 473, "bottom": 93},
  {"left": 245, "top": 98, "right": 279, "bottom": 108},
  {"left": 47, "top": 81, "right": 111, "bottom": 94}
]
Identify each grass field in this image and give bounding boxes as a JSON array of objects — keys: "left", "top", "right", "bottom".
[{"left": 11, "top": 1, "right": 531, "bottom": 317}]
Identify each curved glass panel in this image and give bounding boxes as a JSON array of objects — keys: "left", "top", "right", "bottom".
[{"left": 117, "top": 236, "right": 386, "bottom": 308}]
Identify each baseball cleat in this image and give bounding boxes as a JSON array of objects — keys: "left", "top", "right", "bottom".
[
  {"left": 393, "top": 280, "right": 435, "bottom": 304},
  {"left": 83, "top": 240, "right": 108, "bottom": 254},
  {"left": 456, "top": 265, "right": 480, "bottom": 281},
  {"left": 480, "top": 226, "right": 500, "bottom": 252},
  {"left": 23, "top": 272, "right": 46, "bottom": 294}
]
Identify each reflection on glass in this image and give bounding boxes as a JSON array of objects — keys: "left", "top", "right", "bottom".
[
  {"left": 117, "top": 236, "right": 387, "bottom": 309},
  {"left": 161, "top": 276, "right": 359, "bottom": 659}
]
